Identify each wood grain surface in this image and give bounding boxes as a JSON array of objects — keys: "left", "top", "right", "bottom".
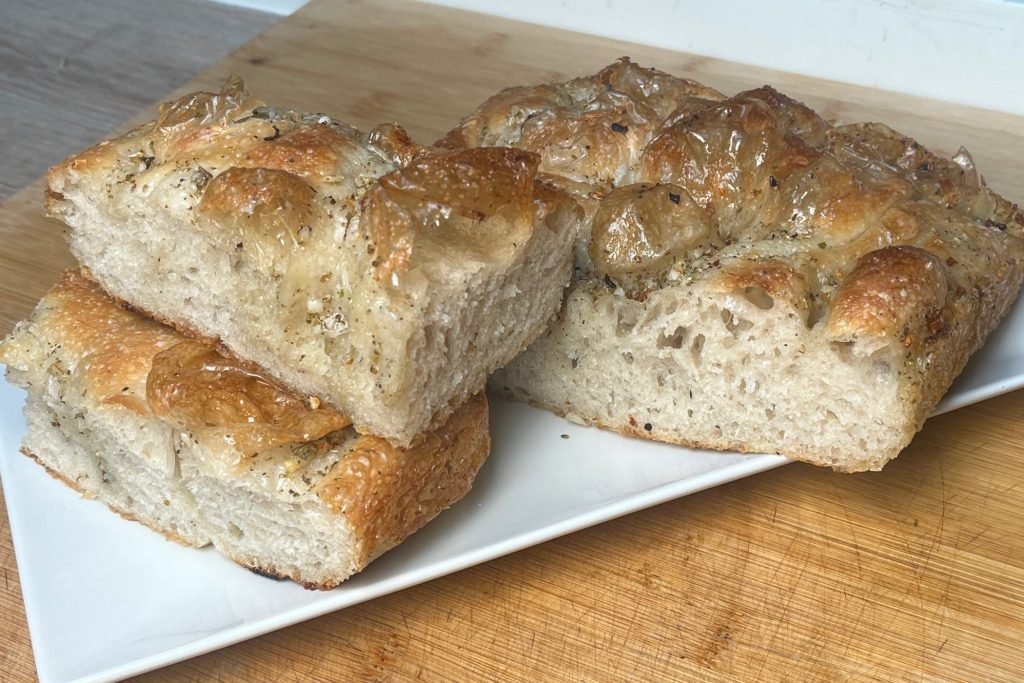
[
  {"left": 0, "top": 0, "right": 276, "bottom": 203},
  {"left": 1, "top": 1, "right": 1023, "bottom": 680}
]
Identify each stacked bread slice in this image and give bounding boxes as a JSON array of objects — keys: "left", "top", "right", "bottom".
[
  {"left": 45, "top": 77, "right": 581, "bottom": 447},
  {"left": 1, "top": 272, "right": 489, "bottom": 588},
  {"left": 0, "top": 78, "right": 580, "bottom": 587},
  {"left": 440, "top": 58, "right": 1024, "bottom": 471}
]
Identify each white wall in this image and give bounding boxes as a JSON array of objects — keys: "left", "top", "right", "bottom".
[{"left": 215, "top": 0, "right": 1024, "bottom": 116}]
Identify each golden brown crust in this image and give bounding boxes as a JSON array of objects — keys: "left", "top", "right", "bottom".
[
  {"left": 46, "top": 78, "right": 389, "bottom": 278},
  {"left": 7, "top": 271, "right": 352, "bottom": 450},
  {"left": 828, "top": 122, "right": 1024, "bottom": 229},
  {"left": 637, "top": 91, "right": 824, "bottom": 242},
  {"left": 114, "top": 293, "right": 264, "bottom": 376},
  {"left": 589, "top": 182, "right": 716, "bottom": 281},
  {"left": 46, "top": 78, "right": 563, "bottom": 288},
  {"left": 14, "top": 270, "right": 182, "bottom": 417},
  {"left": 826, "top": 246, "right": 948, "bottom": 340},
  {"left": 317, "top": 392, "right": 490, "bottom": 567},
  {"left": 435, "top": 83, "right": 569, "bottom": 151},
  {"left": 198, "top": 167, "right": 320, "bottom": 245},
  {"left": 42, "top": 77, "right": 582, "bottom": 449},
  {"left": 440, "top": 57, "right": 1022, "bottom": 302},
  {"left": 360, "top": 147, "right": 541, "bottom": 280},
  {"left": 86, "top": 283, "right": 384, "bottom": 447},
  {"left": 231, "top": 124, "right": 365, "bottom": 179},
  {"left": 437, "top": 59, "right": 725, "bottom": 189},
  {"left": 147, "top": 340, "right": 351, "bottom": 458},
  {"left": 596, "top": 57, "right": 726, "bottom": 120}
]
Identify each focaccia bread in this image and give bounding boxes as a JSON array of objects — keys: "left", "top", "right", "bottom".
[
  {"left": 441, "top": 58, "right": 1024, "bottom": 471},
  {"left": 46, "top": 78, "right": 581, "bottom": 447},
  {"left": 0, "top": 271, "right": 489, "bottom": 589}
]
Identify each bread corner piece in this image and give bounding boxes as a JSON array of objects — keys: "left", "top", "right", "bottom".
[
  {"left": 0, "top": 271, "right": 490, "bottom": 589},
  {"left": 45, "top": 78, "right": 581, "bottom": 447},
  {"left": 445, "top": 58, "right": 1024, "bottom": 471}
]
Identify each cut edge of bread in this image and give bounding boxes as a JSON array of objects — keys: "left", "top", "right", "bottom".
[
  {"left": 51, "top": 186, "right": 574, "bottom": 447},
  {"left": 490, "top": 270, "right": 1021, "bottom": 472}
]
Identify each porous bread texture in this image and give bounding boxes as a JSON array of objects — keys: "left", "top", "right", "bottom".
[
  {"left": 0, "top": 272, "right": 490, "bottom": 589},
  {"left": 177, "top": 395, "right": 489, "bottom": 588},
  {"left": 19, "top": 395, "right": 210, "bottom": 547},
  {"left": 494, "top": 276, "right": 916, "bottom": 472},
  {"left": 449, "top": 58, "right": 1024, "bottom": 470},
  {"left": 182, "top": 463, "right": 358, "bottom": 586},
  {"left": 46, "top": 78, "right": 580, "bottom": 447},
  {"left": 2, "top": 276, "right": 208, "bottom": 546}
]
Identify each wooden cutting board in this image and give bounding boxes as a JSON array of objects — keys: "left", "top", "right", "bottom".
[{"left": 1, "top": 1, "right": 1022, "bottom": 680}]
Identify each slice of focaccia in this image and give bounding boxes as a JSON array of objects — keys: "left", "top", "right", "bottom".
[
  {"left": 441, "top": 58, "right": 1024, "bottom": 471},
  {"left": 46, "top": 78, "right": 581, "bottom": 447},
  {"left": 0, "top": 271, "right": 490, "bottom": 589}
]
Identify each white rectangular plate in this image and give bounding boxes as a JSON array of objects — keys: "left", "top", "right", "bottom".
[{"left": 2, "top": 295, "right": 1022, "bottom": 683}]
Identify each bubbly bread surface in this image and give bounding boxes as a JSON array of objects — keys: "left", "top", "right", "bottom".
[
  {"left": 0, "top": 271, "right": 490, "bottom": 589},
  {"left": 444, "top": 58, "right": 1024, "bottom": 470},
  {"left": 46, "top": 78, "right": 580, "bottom": 446}
]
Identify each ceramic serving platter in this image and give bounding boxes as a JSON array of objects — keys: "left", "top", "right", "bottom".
[{"left": 1, "top": 293, "right": 1022, "bottom": 682}]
